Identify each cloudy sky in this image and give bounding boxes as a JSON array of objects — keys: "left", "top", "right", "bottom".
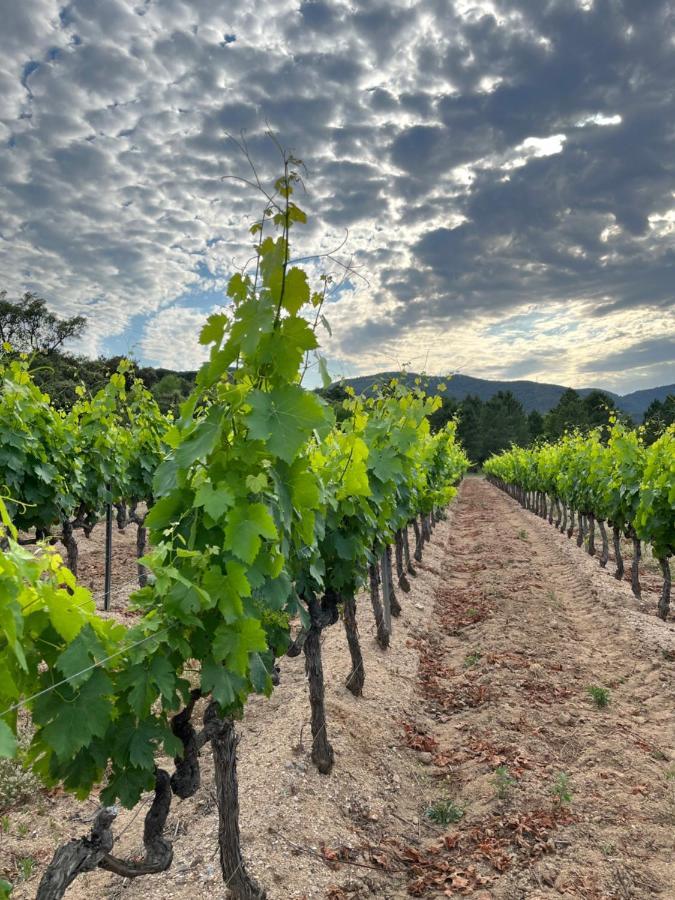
[{"left": 1, "top": 0, "right": 674, "bottom": 393}]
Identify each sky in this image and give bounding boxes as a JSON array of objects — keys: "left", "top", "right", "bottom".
[{"left": 1, "top": 0, "right": 674, "bottom": 394}]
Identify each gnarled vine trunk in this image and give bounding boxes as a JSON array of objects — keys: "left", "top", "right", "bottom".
[
  {"left": 205, "top": 706, "right": 267, "bottom": 898},
  {"left": 369, "top": 561, "right": 390, "bottom": 649},
  {"left": 129, "top": 503, "right": 149, "bottom": 587},
  {"left": 61, "top": 519, "right": 79, "bottom": 577},
  {"left": 421, "top": 512, "right": 431, "bottom": 545},
  {"left": 394, "top": 529, "right": 411, "bottom": 591},
  {"left": 598, "top": 520, "right": 609, "bottom": 567},
  {"left": 576, "top": 513, "right": 585, "bottom": 548},
  {"left": 567, "top": 508, "right": 575, "bottom": 539},
  {"left": 37, "top": 808, "right": 117, "bottom": 899},
  {"left": 412, "top": 517, "right": 423, "bottom": 562},
  {"left": 631, "top": 536, "right": 641, "bottom": 599},
  {"left": 613, "top": 526, "right": 624, "bottom": 580},
  {"left": 657, "top": 557, "right": 671, "bottom": 621},
  {"left": 342, "top": 594, "right": 365, "bottom": 696},
  {"left": 403, "top": 526, "right": 416, "bottom": 575},
  {"left": 385, "top": 545, "right": 401, "bottom": 617},
  {"left": 587, "top": 513, "right": 596, "bottom": 556}
]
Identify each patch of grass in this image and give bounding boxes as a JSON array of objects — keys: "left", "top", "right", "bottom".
[
  {"left": 17, "top": 857, "right": 35, "bottom": 882},
  {"left": 650, "top": 748, "right": 669, "bottom": 762},
  {"left": 466, "top": 607, "right": 479, "bottom": 619},
  {"left": 492, "top": 765, "right": 516, "bottom": 800},
  {"left": 16, "top": 823, "right": 28, "bottom": 838},
  {"left": 665, "top": 767, "right": 675, "bottom": 781},
  {"left": 551, "top": 772, "right": 572, "bottom": 805},
  {"left": 425, "top": 799, "right": 465, "bottom": 826},
  {"left": 517, "top": 529, "right": 529, "bottom": 541},
  {"left": 1, "top": 815, "right": 9, "bottom": 834},
  {"left": 586, "top": 685, "right": 610, "bottom": 708},
  {"left": 463, "top": 650, "right": 482, "bottom": 668},
  {"left": 600, "top": 842, "right": 617, "bottom": 857}
]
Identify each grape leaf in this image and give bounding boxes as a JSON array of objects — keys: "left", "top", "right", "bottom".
[
  {"left": 246, "top": 386, "right": 327, "bottom": 464},
  {"left": 0, "top": 720, "right": 17, "bottom": 758}
]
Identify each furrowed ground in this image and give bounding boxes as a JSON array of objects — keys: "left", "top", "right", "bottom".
[{"left": 3, "top": 477, "right": 674, "bottom": 898}]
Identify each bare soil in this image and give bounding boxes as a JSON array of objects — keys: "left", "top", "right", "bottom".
[{"left": 2, "top": 478, "right": 674, "bottom": 899}]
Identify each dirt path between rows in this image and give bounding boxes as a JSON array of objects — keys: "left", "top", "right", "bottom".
[{"left": 3, "top": 477, "right": 674, "bottom": 899}]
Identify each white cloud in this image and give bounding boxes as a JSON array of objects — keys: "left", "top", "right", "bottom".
[{"left": 138, "top": 303, "right": 223, "bottom": 370}]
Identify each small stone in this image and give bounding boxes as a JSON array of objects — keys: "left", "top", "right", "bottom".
[
  {"left": 418, "top": 751, "right": 434, "bottom": 764},
  {"left": 540, "top": 863, "right": 558, "bottom": 886}
]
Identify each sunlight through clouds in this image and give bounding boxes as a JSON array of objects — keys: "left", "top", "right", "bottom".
[{"left": 0, "top": 0, "right": 673, "bottom": 389}]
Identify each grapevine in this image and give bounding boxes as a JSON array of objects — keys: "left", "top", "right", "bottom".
[{"left": 485, "top": 422, "right": 674, "bottom": 619}]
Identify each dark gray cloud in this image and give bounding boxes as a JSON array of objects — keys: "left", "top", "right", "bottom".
[{"left": 583, "top": 337, "right": 675, "bottom": 373}]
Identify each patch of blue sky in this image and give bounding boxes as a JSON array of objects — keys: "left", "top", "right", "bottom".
[
  {"left": 484, "top": 310, "right": 549, "bottom": 337},
  {"left": 101, "top": 313, "right": 148, "bottom": 361},
  {"left": 324, "top": 278, "right": 355, "bottom": 305},
  {"left": 541, "top": 322, "right": 579, "bottom": 336}
]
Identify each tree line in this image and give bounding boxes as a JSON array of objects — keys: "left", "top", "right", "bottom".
[{"left": 2, "top": 289, "right": 674, "bottom": 455}]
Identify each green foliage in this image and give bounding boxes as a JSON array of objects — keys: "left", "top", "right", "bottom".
[
  {"left": 484, "top": 421, "right": 673, "bottom": 573},
  {"left": 0, "top": 291, "right": 86, "bottom": 355},
  {"left": 425, "top": 799, "right": 465, "bottom": 825},
  {"left": 586, "top": 685, "right": 610, "bottom": 708},
  {"left": 17, "top": 858, "right": 35, "bottom": 882},
  {"left": 643, "top": 396, "right": 675, "bottom": 444},
  {"left": 634, "top": 427, "right": 675, "bottom": 561},
  {"left": 430, "top": 391, "right": 532, "bottom": 465},
  {"left": 543, "top": 388, "right": 620, "bottom": 441},
  {"left": 0, "top": 159, "right": 470, "bottom": 827},
  {"left": 551, "top": 772, "right": 572, "bottom": 804},
  {"left": 492, "top": 765, "right": 516, "bottom": 799},
  {"left": 463, "top": 650, "right": 482, "bottom": 668},
  {"left": 151, "top": 373, "right": 195, "bottom": 414},
  {"left": 0, "top": 353, "right": 170, "bottom": 535}
]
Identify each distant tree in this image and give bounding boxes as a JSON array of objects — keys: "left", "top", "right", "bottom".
[
  {"left": 543, "top": 388, "right": 583, "bottom": 439},
  {"left": 27, "top": 353, "right": 130, "bottom": 408},
  {"left": 527, "top": 409, "right": 545, "bottom": 443},
  {"left": 457, "top": 394, "right": 484, "bottom": 464},
  {"left": 0, "top": 291, "right": 86, "bottom": 353},
  {"left": 319, "top": 382, "right": 349, "bottom": 403},
  {"left": 316, "top": 381, "right": 351, "bottom": 423},
  {"left": 643, "top": 395, "right": 675, "bottom": 444},
  {"left": 428, "top": 395, "right": 459, "bottom": 433},
  {"left": 151, "top": 373, "right": 194, "bottom": 414},
  {"left": 581, "top": 389, "right": 619, "bottom": 430},
  {"left": 479, "top": 391, "right": 529, "bottom": 461},
  {"left": 543, "top": 388, "right": 618, "bottom": 440}
]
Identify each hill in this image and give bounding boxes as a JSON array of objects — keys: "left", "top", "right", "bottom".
[{"left": 334, "top": 371, "right": 674, "bottom": 420}]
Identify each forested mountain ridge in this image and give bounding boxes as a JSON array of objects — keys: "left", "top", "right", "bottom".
[{"left": 334, "top": 371, "right": 674, "bottom": 420}]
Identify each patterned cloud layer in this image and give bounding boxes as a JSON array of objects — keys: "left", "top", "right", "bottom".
[{"left": 1, "top": 0, "right": 673, "bottom": 391}]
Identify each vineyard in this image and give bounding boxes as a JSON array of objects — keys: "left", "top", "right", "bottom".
[
  {"left": 1, "top": 163, "right": 673, "bottom": 900},
  {"left": 484, "top": 426, "right": 674, "bottom": 620}
]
